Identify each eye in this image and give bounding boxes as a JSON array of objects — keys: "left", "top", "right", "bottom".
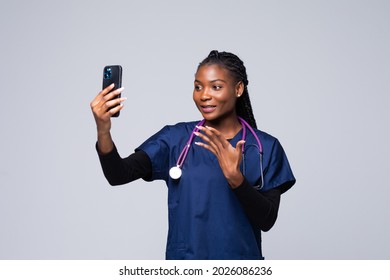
[
  {"left": 194, "top": 84, "right": 202, "bottom": 91},
  {"left": 213, "top": 85, "right": 222, "bottom": 90}
]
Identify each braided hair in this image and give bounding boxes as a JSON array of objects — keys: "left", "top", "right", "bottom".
[{"left": 197, "top": 50, "right": 258, "bottom": 129}]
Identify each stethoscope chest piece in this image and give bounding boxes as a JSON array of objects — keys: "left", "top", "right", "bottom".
[{"left": 169, "top": 166, "right": 182, "bottom": 180}]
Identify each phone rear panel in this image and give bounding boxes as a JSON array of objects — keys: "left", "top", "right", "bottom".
[{"left": 102, "top": 65, "right": 122, "bottom": 117}]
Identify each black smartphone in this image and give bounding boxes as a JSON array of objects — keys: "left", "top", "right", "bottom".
[{"left": 102, "top": 65, "right": 122, "bottom": 117}]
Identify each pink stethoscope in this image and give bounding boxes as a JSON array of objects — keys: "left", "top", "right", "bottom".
[{"left": 169, "top": 117, "right": 264, "bottom": 190}]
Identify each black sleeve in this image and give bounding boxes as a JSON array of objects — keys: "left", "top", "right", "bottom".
[
  {"left": 96, "top": 143, "right": 152, "bottom": 186},
  {"left": 232, "top": 179, "right": 282, "bottom": 232}
]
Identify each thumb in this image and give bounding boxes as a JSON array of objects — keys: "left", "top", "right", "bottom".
[{"left": 236, "top": 140, "right": 246, "bottom": 153}]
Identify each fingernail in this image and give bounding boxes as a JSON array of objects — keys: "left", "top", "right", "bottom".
[
  {"left": 194, "top": 142, "right": 201, "bottom": 145},
  {"left": 193, "top": 132, "right": 199, "bottom": 136}
]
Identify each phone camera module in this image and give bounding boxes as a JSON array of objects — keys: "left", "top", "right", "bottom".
[{"left": 104, "top": 68, "right": 112, "bottom": 79}]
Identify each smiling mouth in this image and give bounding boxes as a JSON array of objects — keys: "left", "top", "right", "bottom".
[{"left": 200, "top": 105, "right": 216, "bottom": 113}]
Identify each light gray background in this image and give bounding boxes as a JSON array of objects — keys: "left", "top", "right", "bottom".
[{"left": 1, "top": 0, "right": 389, "bottom": 259}]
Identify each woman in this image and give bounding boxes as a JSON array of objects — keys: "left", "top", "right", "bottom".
[{"left": 91, "top": 50, "right": 295, "bottom": 260}]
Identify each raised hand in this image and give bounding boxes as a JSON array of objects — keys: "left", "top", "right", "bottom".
[
  {"left": 90, "top": 83, "right": 125, "bottom": 154},
  {"left": 194, "top": 125, "right": 245, "bottom": 188}
]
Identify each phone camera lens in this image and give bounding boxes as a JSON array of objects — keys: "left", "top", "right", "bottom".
[{"left": 104, "top": 68, "right": 112, "bottom": 79}]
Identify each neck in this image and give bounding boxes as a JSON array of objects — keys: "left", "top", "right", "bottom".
[{"left": 204, "top": 115, "right": 242, "bottom": 139}]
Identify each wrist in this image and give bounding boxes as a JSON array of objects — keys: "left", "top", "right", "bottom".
[
  {"left": 227, "top": 172, "right": 244, "bottom": 189},
  {"left": 97, "top": 141, "right": 114, "bottom": 155},
  {"left": 97, "top": 129, "right": 111, "bottom": 137},
  {"left": 97, "top": 131, "right": 114, "bottom": 155}
]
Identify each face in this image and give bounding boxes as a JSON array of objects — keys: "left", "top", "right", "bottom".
[{"left": 193, "top": 64, "right": 243, "bottom": 124}]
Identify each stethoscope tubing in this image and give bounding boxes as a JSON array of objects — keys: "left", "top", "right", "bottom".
[
  {"left": 238, "top": 117, "right": 263, "bottom": 154},
  {"left": 170, "top": 117, "right": 264, "bottom": 189},
  {"left": 176, "top": 119, "right": 206, "bottom": 169}
]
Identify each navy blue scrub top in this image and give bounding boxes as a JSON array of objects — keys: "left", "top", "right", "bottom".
[{"left": 136, "top": 121, "right": 295, "bottom": 260}]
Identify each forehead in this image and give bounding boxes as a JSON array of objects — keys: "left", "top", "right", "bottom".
[{"left": 195, "top": 64, "right": 234, "bottom": 82}]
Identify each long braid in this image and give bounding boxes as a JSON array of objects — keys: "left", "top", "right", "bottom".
[{"left": 197, "top": 50, "right": 258, "bottom": 129}]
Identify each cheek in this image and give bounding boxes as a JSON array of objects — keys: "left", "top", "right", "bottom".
[
  {"left": 220, "top": 91, "right": 237, "bottom": 106},
  {"left": 193, "top": 92, "right": 201, "bottom": 106}
]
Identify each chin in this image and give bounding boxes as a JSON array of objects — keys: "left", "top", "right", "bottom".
[{"left": 202, "top": 115, "right": 224, "bottom": 124}]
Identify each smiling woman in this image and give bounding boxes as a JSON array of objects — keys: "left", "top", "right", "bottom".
[
  {"left": 91, "top": 50, "right": 296, "bottom": 260},
  {"left": 193, "top": 64, "right": 242, "bottom": 134}
]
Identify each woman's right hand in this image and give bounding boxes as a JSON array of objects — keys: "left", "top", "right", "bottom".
[
  {"left": 90, "top": 83, "right": 125, "bottom": 154},
  {"left": 90, "top": 83, "right": 126, "bottom": 134}
]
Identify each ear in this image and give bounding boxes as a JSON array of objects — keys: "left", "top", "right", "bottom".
[{"left": 235, "top": 81, "right": 244, "bottom": 98}]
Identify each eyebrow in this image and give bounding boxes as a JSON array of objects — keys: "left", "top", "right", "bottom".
[{"left": 194, "top": 79, "right": 227, "bottom": 83}]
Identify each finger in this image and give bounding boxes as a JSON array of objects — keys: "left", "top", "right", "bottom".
[
  {"left": 236, "top": 140, "right": 245, "bottom": 150},
  {"left": 107, "top": 102, "right": 125, "bottom": 117},
  {"left": 97, "top": 83, "right": 116, "bottom": 100},
  {"left": 193, "top": 131, "right": 219, "bottom": 153},
  {"left": 102, "top": 83, "right": 116, "bottom": 95},
  {"left": 102, "top": 87, "right": 124, "bottom": 102},
  {"left": 104, "top": 96, "right": 127, "bottom": 110},
  {"left": 197, "top": 125, "right": 227, "bottom": 149},
  {"left": 92, "top": 87, "right": 124, "bottom": 109},
  {"left": 207, "top": 127, "right": 228, "bottom": 149},
  {"left": 93, "top": 96, "right": 126, "bottom": 120},
  {"left": 236, "top": 140, "right": 246, "bottom": 152},
  {"left": 91, "top": 84, "right": 114, "bottom": 108},
  {"left": 100, "top": 97, "right": 126, "bottom": 118},
  {"left": 194, "top": 141, "right": 217, "bottom": 155},
  {"left": 91, "top": 84, "right": 121, "bottom": 107}
]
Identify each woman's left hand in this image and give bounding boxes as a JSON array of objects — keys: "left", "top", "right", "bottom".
[{"left": 194, "top": 126, "right": 245, "bottom": 188}]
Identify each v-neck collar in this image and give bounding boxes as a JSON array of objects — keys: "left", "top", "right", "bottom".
[{"left": 202, "top": 128, "right": 244, "bottom": 164}]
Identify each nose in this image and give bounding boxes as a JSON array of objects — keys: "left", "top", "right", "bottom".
[{"left": 200, "top": 88, "right": 212, "bottom": 101}]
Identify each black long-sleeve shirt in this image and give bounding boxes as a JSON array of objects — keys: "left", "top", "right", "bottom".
[{"left": 97, "top": 143, "right": 281, "bottom": 232}]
